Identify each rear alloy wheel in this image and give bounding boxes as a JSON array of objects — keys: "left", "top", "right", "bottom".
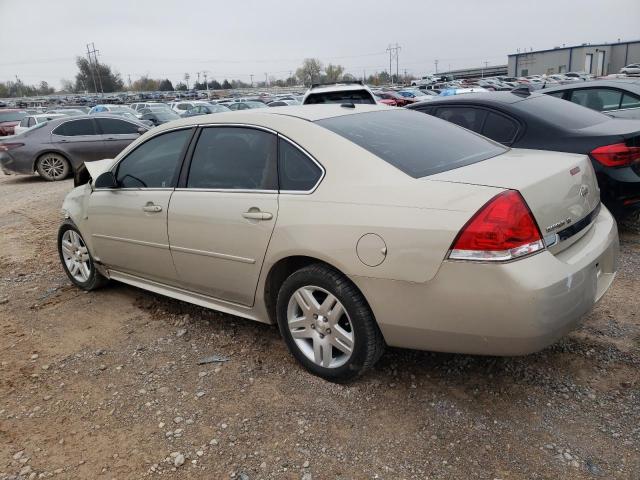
[
  {"left": 36, "top": 153, "right": 70, "bottom": 181},
  {"left": 58, "top": 221, "right": 108, "bottom": 290},
  {"left": 276, "top": 264, "right": 384, "bottom": 381}
]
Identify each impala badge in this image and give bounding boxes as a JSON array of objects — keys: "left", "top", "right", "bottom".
[{"left": 546, "top": 218, "right": 572, "bottom": 233}]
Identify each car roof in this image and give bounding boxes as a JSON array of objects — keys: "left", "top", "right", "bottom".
[
  {"left": 539, "top": 78, "right": 640, "bottom": 92},
  {"left": 148, "top": 104, "right": 390, "bottom": 133},
  {"left": 408, "top": 91, "right": 535, "bottom": 107},
  {"left": 306, "top": 83, "right": 371, "bottom": 94}
]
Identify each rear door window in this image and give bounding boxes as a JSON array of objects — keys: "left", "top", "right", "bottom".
[
  {"left": 316, "top": 109, "right": 506, "bottom": 178},
  {"left": 187, "top": 127, "right": 277, "bottom": 190},
  {"left": 53, "top": 119, "right": 97, "bottom": 136},
  {"left": 434, "top": 106, "right": 487, "bottom": 133},
  {"left": 96, "top": 118, "right": 140, "bottom": 134},
  {"left": 481, "top": 112, "right": 519, "bottom": 144},
  {"left": 568, "top": 88, "right": 623, "bottom": 111}
]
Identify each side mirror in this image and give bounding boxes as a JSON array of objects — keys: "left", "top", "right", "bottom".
[
  {"left": 137, "top": 126, "right": 147, "bottom": 134},
  {"left": 95, "top": 171, "right": 118, "bottom": 189}
]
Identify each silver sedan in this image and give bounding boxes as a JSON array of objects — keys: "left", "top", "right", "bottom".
[{"left": 58, "top": 105, "right": 618, "bottom": 381}]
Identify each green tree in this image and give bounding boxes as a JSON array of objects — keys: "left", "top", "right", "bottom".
[
  {"left": 131, "top": 76, "right": 160, "bottom": 91},
  {"left": 74, "top": 57, "right": 124, "bottom": 93},
  {"left": 296, "top": 58, "right": 323, "bottom": 86},
  {"left": 222, "top": 79, "right": 232, "bottom": 89},
  {"left": 158, "top": 79, "right": 174, "bottom": 91},
  {"left": 175, "top": 82, "right": 187, "bottom": 91}
]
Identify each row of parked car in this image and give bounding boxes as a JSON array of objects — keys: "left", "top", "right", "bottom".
[{"left": 1, "top": 78, "right": 639, "bottom": 220}]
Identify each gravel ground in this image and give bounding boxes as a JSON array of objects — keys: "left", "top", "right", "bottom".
[{"left": 0, "top": 174, "right": 638, "bottom": 480}]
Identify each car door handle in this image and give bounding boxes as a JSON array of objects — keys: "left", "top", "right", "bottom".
[
  {"left": 142, "top": 204, "right": 163, "bottom": 213},
  {"left": 242, "top": 210, "right": 272, "bottom": 220}
]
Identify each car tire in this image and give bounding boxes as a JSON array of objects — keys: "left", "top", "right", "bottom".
[
  {"left": 276, "top": 263, "right": 385, "bottom": 382},
  {"left": 36, "top": 153, "right": 70, "bottom": 181},
  {"left": 58, "top": 221, "right": 108, "bottom": 291}
]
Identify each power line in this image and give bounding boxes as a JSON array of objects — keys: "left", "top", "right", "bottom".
[{"left": 386, "top": 43, "right": 400, "bottom": 84}]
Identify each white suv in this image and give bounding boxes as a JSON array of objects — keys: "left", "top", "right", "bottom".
[
  {"left": 411, "top": 75, "right": 437, "bottom": 87},
  {"left": 302, "top": 82, "right": 376, "bottom": 105}
]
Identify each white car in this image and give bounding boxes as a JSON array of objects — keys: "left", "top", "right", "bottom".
[
  {"left": 302, "top": 82, "right": 377, "bottom": 105},
  {"left": 620, "top": 64, "right": 640, "bottom": 75},
  {"left": 411, "top": 76, "right": 437, "bottom": 87},
  {"left": 13, "top": 114, "right": 66, "bottom": 135},
  {"left": 170, "top": 101, "right": 212, "bottom": 114}
]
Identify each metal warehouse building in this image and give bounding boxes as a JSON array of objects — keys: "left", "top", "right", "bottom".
[{"left": 508, "top": 40, "right": 640, "bottom": 77}]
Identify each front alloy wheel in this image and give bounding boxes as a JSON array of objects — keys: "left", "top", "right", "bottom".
[{"left": 58, "top": 221, "right": 108, "bottom": 290}]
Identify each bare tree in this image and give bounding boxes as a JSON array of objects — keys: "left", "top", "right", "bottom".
[{"left": 296, "top": 58, "right": 323, "bottom": 86}]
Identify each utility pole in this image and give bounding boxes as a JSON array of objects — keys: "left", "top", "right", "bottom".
[
  {"left": 250, "top": 74, "right": 254, "bottom": 88},
  {"left": 128, "top": 74, "right": 132, "bottom": 89},
  {"left": 89, "top": 43, "right": 104, "bottom": 95},
  {"left": 482, "top": 61, "right": 489, "bottom": 78},
  {"left": 434, "top": 59, "right": 439, "bottom": 74},
  {"left": 86, "top": 44, "right": 98, "bottom": 94},
  {"left": 264, "top": 72, "right": 268, "bottom": 87},
  {"left": 196, "top": 71, "right": 201, "bottom": 87},
  {"left": 203, "top": 71, "right": 209, "bottom": 97},
  {"left": 386, "top": 43, "right": 400, "bottom": 85}
]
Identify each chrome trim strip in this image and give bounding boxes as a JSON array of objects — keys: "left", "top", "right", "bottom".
[
  {"left": 173, "top": 188, "right": 277, "bottom": 194},
  {"left": 93, "top": 187, "right": 174, "bottom": 192},
  {"left": 170, "top": 245, "right": 256, "bottom": 264},
  {"left": 92, "top": 234, "right": 169, "bottom": 250}
]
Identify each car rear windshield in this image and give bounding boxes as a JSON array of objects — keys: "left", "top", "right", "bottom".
[
  {"left": 0, "top": 111, "right": 26, "bottom": 122},
  {"left": 519, "top": 94, "right": 609, "bottom": 128},
  {"left": 315, "top": 109, "right": 506, "bottom": 178},
  {"left": 305, "top": 90, "right": 376, "bottom": 105}
]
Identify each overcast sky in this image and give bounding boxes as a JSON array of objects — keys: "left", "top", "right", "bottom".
[{"left": 0, "top": 0, "right": 638, "bottom": 89}]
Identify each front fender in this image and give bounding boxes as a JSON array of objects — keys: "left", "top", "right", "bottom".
[{"left": 61, "top": 183, "right": 95, "bottom": 252}]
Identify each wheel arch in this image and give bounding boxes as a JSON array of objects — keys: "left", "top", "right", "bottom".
[{"left": 262, "top": 255, "right": 373, "bottom": 325}]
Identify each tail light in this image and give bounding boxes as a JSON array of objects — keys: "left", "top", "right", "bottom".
[
  {"left": 0, "top": 142, "right": 24, "bottom": 152},
  {"left": 590, "top": 143, "right": 640, "bottom": 167},
  {"left": 449, "top": 190, "right": 544, "bottom": 262}
]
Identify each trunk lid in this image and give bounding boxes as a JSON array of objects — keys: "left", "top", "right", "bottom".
[{"left": 427, "top": 148, "right": 600, "bottom": 252}]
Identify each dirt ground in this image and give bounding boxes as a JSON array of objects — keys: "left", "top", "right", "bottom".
[{"left": 0, "top": 174, "right": 638, "bottom": 480}]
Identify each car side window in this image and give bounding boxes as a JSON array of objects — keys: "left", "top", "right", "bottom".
[
  {"left": 620, "top": 93, "right": 640, "bottom": 109},
  {"left": 20, "top": 118, "right": 28, "bottom": 127},
  {"left": 116, "top": 128, "right": 191, "bottom": 188},
  {"left": 28, "top": 118, "right": 35, "bottom": 127},
  {"left": 435, "top": 107, "right": 486, "bottom": 133},
  {"left": 545, "top": 91, "right": 565, "bottom": 99},
  {"left": 569, "top": 88, "right": 622, "bottom": 111},
  {"left": 481, "top": 112, "right": 519, "bottom": 144},
  {"left": 187, "top": 127, "right": 277, "bottom": 190},
  {"left": 96, "top": 118, "right": 140, "bottom": 135},
  {"left": 52, "top": 119, "right": 97, "bottom": 136},
  {"left": 278, "top": 138, "right": 322, "bottom": 191}
]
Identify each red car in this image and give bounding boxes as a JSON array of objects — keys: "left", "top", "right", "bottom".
[
  {"left": 375, "top": 96, "right": 397, "bottom": 106},
  {"left": 0, "top": 110, "right": 27, "bottom": 136},
  {"left": 376, "top": 91, "right": 414, "bottom": 107}
]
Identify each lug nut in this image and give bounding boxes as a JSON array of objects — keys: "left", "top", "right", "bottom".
[
  {"left": 313, "top": 314, "right": 318, "bottom": 319},
  {"left": 325, "top": 328, "right": 331, "bottom": 334},
  {"left": 319, "top": 334, "right": 324, "bottom": 339},
  {"left": 311, "top": 324, "right": 315, "bottom": 329}
]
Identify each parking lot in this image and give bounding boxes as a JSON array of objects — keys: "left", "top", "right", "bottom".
[{"left": 0, "top": 173, "right": 638, "bottom": 479}]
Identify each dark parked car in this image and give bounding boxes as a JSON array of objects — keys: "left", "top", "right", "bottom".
[
  {"left": 139, "top": 109, "right": 181, "bottom": 126},
  {"left": 180, "top": 104, "right": 231, "bottom": 117},
  {"left": 227, "top": 101, "right": 268, "bottom": 111},
  {"left": 0, "top": 115, "right": 148, "bottom": 181},
  {"left": 407, "top": 92, "right": 640, "bottom": 218},
  {"left": 0, "top": 109, "right": 27, "bottom": 136},
  {"left": 540, "top": 79, "right": 640, "bottom": 119}
]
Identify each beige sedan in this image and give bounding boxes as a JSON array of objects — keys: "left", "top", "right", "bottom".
[{"left": 58, "top": 104, "right": 618, "bottom": 381}]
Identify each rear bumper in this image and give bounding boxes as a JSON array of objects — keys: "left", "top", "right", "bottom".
[
  {"left": 0, "top": 151, "right": 32, "bottom": 175},
  {"left": 351, "top": 206, "right": 619, "bottom": 356}
]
